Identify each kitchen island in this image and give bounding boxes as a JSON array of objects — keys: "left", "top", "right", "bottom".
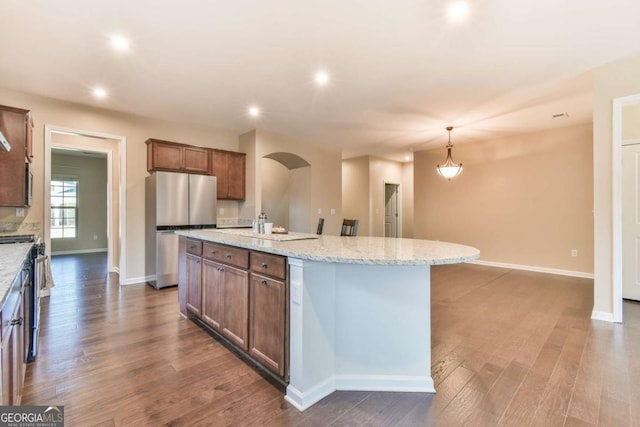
[{"left": 176, "top": 229, "right": 479, "bottom": 411}]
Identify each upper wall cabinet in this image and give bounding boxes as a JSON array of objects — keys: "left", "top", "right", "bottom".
[
  {"left": 146, "top": 139, "right": 210, "bottom": 175},
  {"left": 0, "top": 105, "right": 33, "bottom": 207},
  {"left": 211, "top": 149, "right": 246, "bottom": 200}
]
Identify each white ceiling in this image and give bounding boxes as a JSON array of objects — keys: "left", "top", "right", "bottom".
[{"left": 1, "top": 0, "right": 639, "bottom": 161}]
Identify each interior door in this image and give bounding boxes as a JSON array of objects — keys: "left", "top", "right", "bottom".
[
  {"left": 384, "top": 184, "right": 399, "bottom": 238},
  {"left": 623, "top": 143, "right": 640, "bottom": 301}
]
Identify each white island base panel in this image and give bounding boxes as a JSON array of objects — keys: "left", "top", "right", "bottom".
[{"left": 285, "top": 258, "right": 434, "bottom": 411}]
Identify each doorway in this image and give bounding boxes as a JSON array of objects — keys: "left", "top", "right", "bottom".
[
  {"left": 384, "top": 183, "right": 400, "bottom": 238},
  {"left": 613, "top": 94, "right": 640, "bottom": 322},
  {"left": 622, "top": 129, "right": 640, "bottom": 301},
  {"left": 44, "top": 125, "right": 127, "bottom": 285},
  {"left": 260, "top": 152, "right": 311, "bottom": 233}
]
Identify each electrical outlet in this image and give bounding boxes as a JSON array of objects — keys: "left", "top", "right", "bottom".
[
  {"left": 571, "top": 249, "right": 578, "bottom": 257},
  {"left": 93, "top": 235, "right": 98, "bottom": 241},
  {"left": 330, "top": 208, "right": 336, "bottom": 215},
  {"left": 291, "top": 281, "right": 302, "bottom": 305},
  {"left": 219, "top": 207, "right": 225, "bottom": 215},
  {"left": 15, "top": 208, "right": 24, "bottom": 217},
  {"left": 317, "top": 208, "right": 322, "bottom": 215}
]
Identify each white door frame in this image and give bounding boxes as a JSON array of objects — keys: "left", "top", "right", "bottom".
[
  {"left": 383, "top": 181, "right": 401, "bottom": 238},
  {"left": 44, "top": 125, "right": 127, "bottom": 285},
  {"left": 612, "top": 93, "right": 640, "bottom": 323}
]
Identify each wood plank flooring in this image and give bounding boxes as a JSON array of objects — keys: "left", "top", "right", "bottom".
[{"left": 21, "top": 254, "right": 640, "bottom": 426}]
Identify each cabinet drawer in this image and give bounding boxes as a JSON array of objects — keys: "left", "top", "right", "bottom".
[
  {"left": 203, "top": 243, "right": 249, "bottom": 269},
  {"left": 186, "top": 239, "right": 202, "bottom": 256},
  {"left": 250, "top": 252, "right": 286, "bottom": 280}
]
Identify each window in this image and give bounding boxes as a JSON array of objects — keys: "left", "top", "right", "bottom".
[{"left": 51, "top": 180, "right": 78, "bottom": 239}]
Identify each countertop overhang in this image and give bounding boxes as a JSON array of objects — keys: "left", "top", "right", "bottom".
[{"left": 176, "top": 229, "right": 480, "bottom": 266}]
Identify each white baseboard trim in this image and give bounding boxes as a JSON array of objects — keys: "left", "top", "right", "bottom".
[
  {"left": 285, "top": 379, "right": 335, "bottom": 411},
  {"left": 51, "top": 248, "right": 108, "bottom": 256},
  {"left": 591, "top": 310, "right": 615, "bottom": 323},
  {"left": 334, "top": 374, "right": 435, "bottom": 393},
  {"left": 470, "top": 260, "right": 594, "bottom": 279},
  {"left": 121, "top": 275, "right": 155, "bottom": 286},
  {"left": 285, "top": 374, "right": 435, "bottom": 412}
]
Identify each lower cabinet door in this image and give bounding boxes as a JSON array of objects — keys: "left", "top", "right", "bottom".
[
  {"left": 202, "top": 259, "right": 223, "bottom": 330},
  {"left": 249, "top": 274, "right": 285, "bottom": 377},
  {"left": 186, "top": 254, "right": 202, "bottom": 317},
  {"left": 220, "top": 266, "right": 249, "bottom": 350}
]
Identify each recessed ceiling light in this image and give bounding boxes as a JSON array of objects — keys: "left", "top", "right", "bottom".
[
  {"left": 404, "top": 155, "right": 412, "bottom": 161},
  {"left": 110, "top": 35, "right": 130, "bottom": 52},
  {"left": 93, "top": 87, "right": 107, "bottom": 99},
  {"left": 447, "top": 1, "right": 469, "bottom": 22},
  {"left": 314, "top": 70, "right": 330, "bottom": 86},
  {"left": 248, "top": 106, "right": 260, "bottom": 117}
]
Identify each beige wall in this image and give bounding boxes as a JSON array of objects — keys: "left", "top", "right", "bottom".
[
  {"left": 342, "top": 157, "right": 370, "bottom": 235},
  {"left": 342, "top": 156, "right": 408, "bottom": 237},
  {"left": 593, "top": 54, "right": 640, "bottom": 315},
  {"left": 414, "top": 124, "right": 594, "bottom": 273},
  {"left": 0, "top": 86, "right": 239, "bottom": 283},
  {"left": 261, "top": 158, "right": 291, "bottom": 228},
  {"left": 369, "top": 157, "right": 404, "bottom": 237},
  {"left": 240, "top": 130, "right": 342, "bottom": 235},
  {"left": 402, "top": 162, "right": 414, "bottom": 238},
  {"left": 51, "top": 152, "right": 108, "bottom": 253}
]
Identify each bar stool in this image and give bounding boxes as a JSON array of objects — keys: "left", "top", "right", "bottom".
[{"left": 340, "top": 219, "right": 359, "bottom": 236}]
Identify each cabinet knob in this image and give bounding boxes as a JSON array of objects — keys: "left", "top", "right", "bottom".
[
  {"left": 226, "top": 254, "right": 232, "bottom": 258},
  {"left": 261, "top": 262, "right": 268, "bottom": 268},
  {"left": 211, "top": 250, "right": 217, "bottom": 255},
  {"left": 260, "top": 279, "right": 268, "bottom": 286}
]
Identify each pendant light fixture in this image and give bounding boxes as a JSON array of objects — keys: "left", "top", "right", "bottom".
[{"left": 436, "top": 126, "right": 463, "bottom": 180}]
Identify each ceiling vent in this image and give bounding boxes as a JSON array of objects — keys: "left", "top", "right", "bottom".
[{"left": 552, "top": 112, "right": 569, "bottom": 120}]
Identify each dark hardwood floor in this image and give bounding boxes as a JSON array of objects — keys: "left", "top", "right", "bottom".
[{"left": 22, "top": 254, "right": 640, "bottom": 426}]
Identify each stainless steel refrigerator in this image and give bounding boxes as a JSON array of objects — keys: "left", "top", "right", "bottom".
[{"left": 145, "top": 171, "right": 217, "bottom": 288}]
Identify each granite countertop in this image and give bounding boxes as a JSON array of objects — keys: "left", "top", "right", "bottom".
[
  {"left": 0, "top": 243, "right": 32, "bottom": 309},
  {"left": 176, "top": 229, "right": 480, "bottom": 266}
]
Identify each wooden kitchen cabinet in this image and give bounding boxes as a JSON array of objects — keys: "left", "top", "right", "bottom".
[
  {"left": 185, "top": 253, "right": 202, "bottom": 317},
  {"left": 178, "top": 239, "right": 287, "bottom": 381},
  {"left": 220, "top": 265, "right": 249, "bottom": 350},
  {"left": 211, "top": 149, "right": 246, "bottom": 200},
  {"left": 201, "top": 259, "right": 222, "bottom": 330},
  {"left": 0, "top": 104, "right": 33, "bottom": 207},
  {"left": 249, "top": 273, "right": 286, "bottom": 377},
  {"left": 146, "top": 139, "right": 210, "bottom": 174},
  {"left": 201, "top": 243, "right": 249, "bottom": 349}
]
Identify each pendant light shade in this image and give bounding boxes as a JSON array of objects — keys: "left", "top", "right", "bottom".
[{"left": 436, "top": 126, "right": 463, "bottom": 180}]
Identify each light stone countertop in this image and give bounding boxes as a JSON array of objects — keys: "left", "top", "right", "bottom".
[
  {"left": 0, "top": 243, "right": 32, "bottom": 309},
  {"left": 177, "top": 229, "right": 480, "bottom": 266}
]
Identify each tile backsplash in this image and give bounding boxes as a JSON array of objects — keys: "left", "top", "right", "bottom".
[{"left": 0, "top": 221, "right": 41, "bottom": 234}]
